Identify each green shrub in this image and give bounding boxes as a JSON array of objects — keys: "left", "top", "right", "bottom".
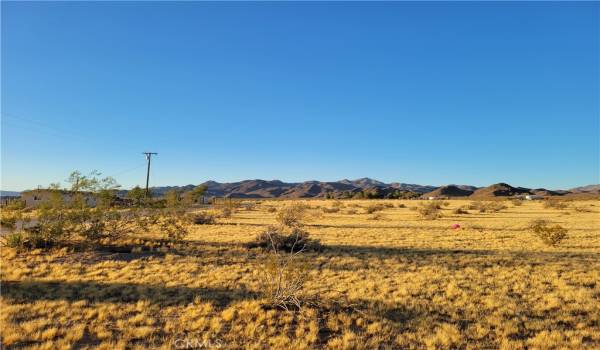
[
  {"left": 5, "top": 231, "right": 25, "bottom": 248},
  {"left": 530, "top": 219, "right": 568, "bottom": 246}
]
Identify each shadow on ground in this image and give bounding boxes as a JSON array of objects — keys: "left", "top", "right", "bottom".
[{"left": 1, "top": 280, "right": 259, "bottom": 308}]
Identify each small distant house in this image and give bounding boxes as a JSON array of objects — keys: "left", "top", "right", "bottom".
[
  {"left": 525, "top": 194, "right": 543, "bottom": 200},
  {"left": 20, "top": 189, "right": 97, "bottom": 208},
  {"left": 428, "top": 196, "right": 437, "bottom": 200}
]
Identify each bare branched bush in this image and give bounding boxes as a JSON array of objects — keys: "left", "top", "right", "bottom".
[
  {"left": 259, "top": 250, "right": 312, "bottom": 311},
  {"left": 252, "top": 225, "right": 320, "bottom": 310},
  {"left": 529, "top": 219, "right": 568, "bottom": 246}
]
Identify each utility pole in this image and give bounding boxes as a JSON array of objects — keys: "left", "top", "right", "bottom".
[{"left": 142, "top": 152, "right": 158, "bottom": 198}]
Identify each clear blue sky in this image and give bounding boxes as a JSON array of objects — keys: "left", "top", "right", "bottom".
[{"left": 1, "top": 2, "right": 598, "bottom": 191}]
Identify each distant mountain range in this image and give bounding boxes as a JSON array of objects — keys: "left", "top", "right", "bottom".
[
  {"left": 5, "top": 179, "right": 599, "bottom": 199},
  {"left": 144, "top": 178, "right": 436, "bottom": 199},
  {"left": 144, "top": 178, "right": 600, "bottom": 199},
  {"left": 0, "top": 191, "right": 20, "bottom": 197}
]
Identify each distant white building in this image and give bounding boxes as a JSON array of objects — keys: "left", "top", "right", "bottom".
[{"left": 525, "top": 194, "right": 543, "bottom": 200}]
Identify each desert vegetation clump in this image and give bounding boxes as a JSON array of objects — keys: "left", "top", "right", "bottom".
[
  {"left": 345, "top": 209, "right": 358, "bottom": 215},
  {"left": 418, "top": 202, "right": 443, "bottom": 220},
  {"left": 529, "top": 219, "right": 568, "bottom": 246},
  {"left": 220, "top": 207, "right": 233, "bottom": 218},
  {"left": 243, "top": 201, "right": 258, "bottom": 211},
  {"left": 452, "top": 206, "right": 469, "bottom": 215},
  {"left": 3, "top": 199, "right": 26, "bottom": 211},
  {"left": 190, "top": 211, "right": 216, "bottom": 225},
  {"left": 331, "top": 200, "right": 345, "bottom": 208},
  {"left": 322, "top": 207, "right": 340, "bottom": 214},
  {"left": 544, "top": 199, "right": 569, "bottom": 210},
  {"left": 511, "top": 199, "right": 523, "bottom": 206},
  {"left": 368, "top": 213, "right": 384, "bottom": 220},
  {"left": 573, "top": 206, "right": 593, "bottom": 213},
  {"left": 247, "top": 225, "right": 321, "bottom": 253},
  {"left": 365, "top": 203, "right": 386, "bottom": 214},
  {"left": 276, "top": 203, "right": 307, "bottom": 228},
  {"left": 396, "top": 203, "right": 406, "bottom": 208},
  {"left": 0, "top": 213, "right": 18, "bottom": 228},
  {"left": 468, "top": 201, "right": 507, "bottom": 213}
]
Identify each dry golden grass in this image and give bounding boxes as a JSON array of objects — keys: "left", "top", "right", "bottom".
[{"left": 2, "top": 199, "right": 599, "bottom": 349}]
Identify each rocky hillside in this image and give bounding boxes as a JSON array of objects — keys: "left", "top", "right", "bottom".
[
  {"left": 422, "top": 185, "right": 475, "bottom": 198},
  {"left": 139, "top": 179, "right": 599, "bottom": 199}
]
